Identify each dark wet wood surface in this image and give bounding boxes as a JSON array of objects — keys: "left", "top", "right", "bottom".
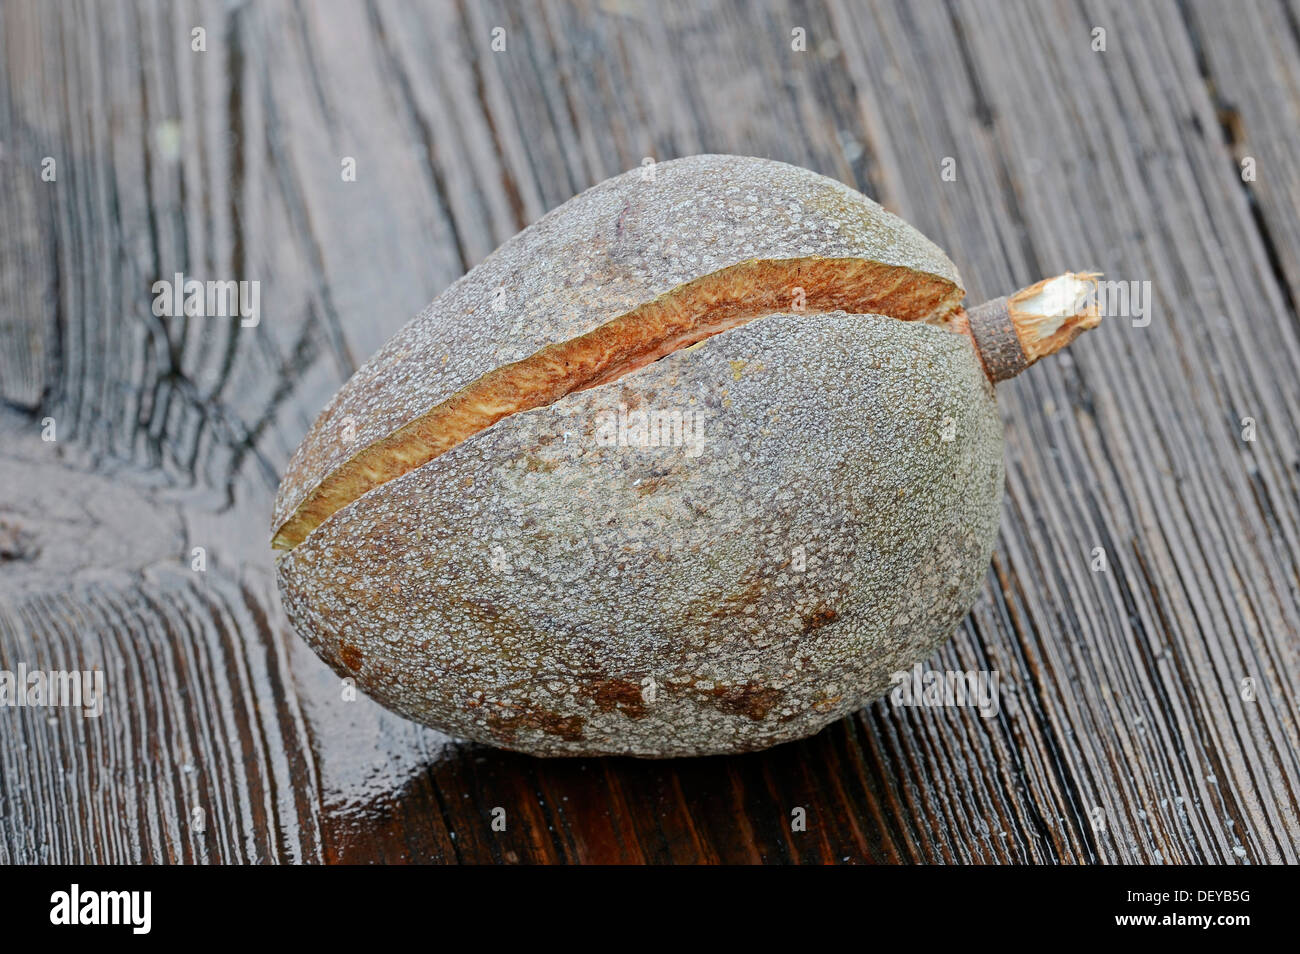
[{"left": 2, "top": 0, "right": 1298, "bottom": 864}]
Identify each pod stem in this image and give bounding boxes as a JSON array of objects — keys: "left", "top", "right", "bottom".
[{"left": 958, "top": 272, "right": 1102, "bottom": 382}]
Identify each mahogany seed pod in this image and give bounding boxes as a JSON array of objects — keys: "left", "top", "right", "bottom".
[{"left": 273, "top": 155, "right": 1100, "bottom": 757}]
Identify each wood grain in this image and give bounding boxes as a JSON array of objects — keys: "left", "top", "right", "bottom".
[{"left": 0, "top": 0, "right": 1296, "bottom": 863}]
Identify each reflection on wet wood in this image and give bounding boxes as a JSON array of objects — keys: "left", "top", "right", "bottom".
[{"left": 1, "top": 0, "right": 1297, "bottom": 863}]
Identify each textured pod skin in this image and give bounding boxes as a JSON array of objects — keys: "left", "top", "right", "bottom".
[
  {"left": 277, "top": 312, "right": 1004, "bottom": 756},
  {"left": 271, "top": 155, "right": 964, "bottom": 548}
]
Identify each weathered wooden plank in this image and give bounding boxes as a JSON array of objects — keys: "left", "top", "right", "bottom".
[
  {"left": 825, "top": 0, "right": 1300, "bottom": 863},
  {"left": 0, "top": 412, "right": 323, "bottom": 863},
  {"left": 1, "top": 0, "right": 1296, "bottom": 864}
]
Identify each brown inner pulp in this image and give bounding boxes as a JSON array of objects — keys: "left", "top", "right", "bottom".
[{"left": 273, "top": 256, "right": 964, "bottom": 552}]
